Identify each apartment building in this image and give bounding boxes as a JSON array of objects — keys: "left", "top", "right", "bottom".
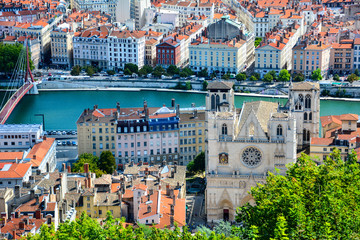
[
  {"left": 189, "top": 17, "right": 253, "bottom": 74},
  {"left": 156, "top": 38, "right": 181, "bottom": 67},
  {"left": 130, "top": 0, "right": 151, "bottom": 29},
  {"left": 255, "top": 24, "right": 301, "bottom": 77},
  {"left": 353, "top": 38, "right": 360, "bottom": 70},
  {"left": 330, "top": 42, "right": 353, "bottom": 74},
  {"left": 179, "top": 109, "right": 205, "bottom": 165},
  {"left": 253, "top": 12, "right": 269, "bottom": 38},
  {"left": 107, "top": 30, "right": 146, "bottom": 70},
  {"left": 50, "top": 23, "right": 74, "bottom": 68},
  {"left": 73, "top": 26, "right": 110, "bottom": 69},
  {"left": 77, "top": 102, "right": 180, "bottom": 165},
  {"left": 13, "top": 15, "right": 63, "bottom": 63},
  {"left": 0, "top": 124, "right": 43, "bottom": 151},
  {"left": 145, "top": 38, "right": 159, "bottom": 66},
  {"left": 292, "top": 42, "right": 331, "bottom": 78},
  {"left": 159, "top": 0, "right": 214, "bottom": 26},
  {"left": 72, "top": 0, "right": 118, "bottom": 21}
]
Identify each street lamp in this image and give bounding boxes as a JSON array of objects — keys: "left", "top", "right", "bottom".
[{"left": 34, "top": 114, "right": 45, "bottom": 131}]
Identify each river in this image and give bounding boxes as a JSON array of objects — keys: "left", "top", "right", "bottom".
[{"left": 1, "top": 90, "right": 359, "bottom": 130}]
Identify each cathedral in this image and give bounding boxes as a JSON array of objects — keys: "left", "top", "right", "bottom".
[{"left": 205, "top": 81, "right": 320, "bottom": 222}]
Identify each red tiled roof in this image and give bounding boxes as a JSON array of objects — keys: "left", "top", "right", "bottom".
[
  {"left": 0, "top": 163, "right": 31, "bottom": 179},
  {"left": 311, "top": 137, "right": 333, "bottom": 145},
  {"left": 0, "top": 152, "right": 23, "bottom": 160},
  {"left": 26, "top": 138, "right": 55, "bottom": 167},
  {"left": 321, "top": 115, "right": 341, "bottom": 127},
  {"left": 340, "top": 114, "right": 358, "bottom": 121}
]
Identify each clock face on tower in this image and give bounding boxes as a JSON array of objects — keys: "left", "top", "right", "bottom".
[{"left": 219, "top": 153, "right": 228, "bottom": 164}]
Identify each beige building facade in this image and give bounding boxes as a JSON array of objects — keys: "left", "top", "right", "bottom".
[
  {"left": 330, "top": 42, "right": 353, "bottom": 74},
  {"left": 292, "top": 43, "right": 331, "bottom": 78},
  {"left": 179, "top": 109, "right": 205, "bottom": 166},
  {"left": 51, "top": 24, "right": 74, "bottom": 68}
]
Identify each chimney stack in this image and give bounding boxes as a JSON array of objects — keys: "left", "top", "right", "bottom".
[{"left": 84, "top": 163, "right": 89, "bottom": 173}]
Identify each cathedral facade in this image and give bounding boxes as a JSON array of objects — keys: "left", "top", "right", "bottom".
[{"left": 205, "top": 81, "right": 319, "bottom": 222}]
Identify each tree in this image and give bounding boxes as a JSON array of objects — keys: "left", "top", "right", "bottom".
[
  {"left": 99, "top": 151, "right": 116, "bottom": 174},
  {"left": 347, "top": 73, "right": 359, "bottom": 83},
  {"left": 107, "top": 70, "right": 115, "bottom": 75},
  {"left": 72, "top": 153, "right": 104, "bottom": 177},
  {"left": 187, "top": 152, "right": 205, "bottom": 173},
  {"left": 254, "top": 37, "right": 262, "bottom": 47},
  {"left": 180, "top": 67, "right": 193, "bottom": 78},
  {"left": 0, "top": 43, "right": 34, "bottom": 74},
  {"left": 124, "top": 68, "right": 132, "bottom": 76},
  {"left": 237, "top": 149, "right": 360, "bottom": 239},
  {"left": 153, "top": 66, "right": 165, "bottom": 78},
  {"left": 86, "top": 66, "right": 95, "bottom": 77},
  {"left": 311, "top": 68, "right": 323, "bottom": 81},
  {"left": 278, "top": 69, "right": 290, "bottom": 82},
  {"left": 355, "top": 68, "right": 360, "bottom": 77},
  {"left": 202, "top": 80, "right": 208, "bottom": 91},
  {"left": 198, "top": 68, "right": 209, "bottom": 78},
  {"left": 166, "top": 65, "right": 180, "bottom": 75},
  {"left": 236, "top": 73, "right": 247, "bottom": 82},
  {"left": 223, "top": 73, "right": 230, "bottom": 80},
  {"left": 293, "top": 73, "right": 305, "bottom": 82},
  {"left": 263, "top": 72, "right": 273, "bottom": 83},
  {"left": 71, "top": 65, "right": 81, "bottom": 76},
  {"left": 249, "top": 75, "right": 257, "bottom": 81},
  {"left": 124, "top": 63, "right": 138, "bottom": 74},
  {"left": 185, "top": 81, "right": 192, "bottom": 90},
  {"left": 252, "top": 72, "right": 261, "bottom": 81},
  {"left": 139, "top": 65, "right": 153, "bottom": 76},
  {"left": 269, "top": 70, "right": 277, "bottom": 81},
  {"left": 333, "top": 74, "right": 340, "bottom": 81},
  {"left": 214, "top": 220, "right": 232, "bottom": 237}
]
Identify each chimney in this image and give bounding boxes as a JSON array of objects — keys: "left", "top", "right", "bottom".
[
  {"left": 170, "top": 216, "right": 174, "bottom": 227},
  {"left": 15, "top": 185, "right": 21, "bottom": 198},
  {"left": 19, "top": 221, "right": 25, "bottom": 230},
  {"left": 147, "top": 205, "right": 152, "bottom": 213},
  {"left": 171, "top": 99, "right": 175, "bottom": 108},
  {"left": 170, "top": 204, "right": 174, "bottom": 215},
  {"left": 35, "top": 209, "right": 41, "bottom": 219},
  {"left": 116, "top": 102, "right": 120, "bottom": 118},
  {"left": 166, "top": 184, "right": 170, "bottom": 196},
  {"left": 67, "top": 165, "right": 71, "bottom": 173},
  {"left": 84, "top": 163, "right": 89, "bottom": 173},
  {"left": 176, "top": 104, "right": 180, "bottom": 118}
]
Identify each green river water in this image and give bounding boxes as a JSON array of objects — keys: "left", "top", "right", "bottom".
[{"left": 1, "top": 90, "right": 359, "bottom": 130}]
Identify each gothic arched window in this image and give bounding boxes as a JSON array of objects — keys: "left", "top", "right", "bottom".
[
  {"left": 304, "top": 112, "right": 308, "bottom": 121},
  {"left": 303, "top": 129, "right": 307, "bottom": 142},
  {"left": 305, "top": 94, "right": 311, "bottom": 109},
  {"left": 309, "top": 112, "right": 312, "bottom": 121},
  {"left": 299, "top": 94, "right": 304, "bottom": 102},
  {"left": 295, "top": 101, "right": 302, "bottom": 111},
  {"left": 216, "top": 95, "right": 220, "bottom": 110},
  {"left": 211, "top": 95, "right": 215, "bottom": 111},
  {"left": 222, "top": 124, "right": 228, "bottom": 135},
  {"left": 276, "top": 125, "right": 283, "bottom": 136},
  {"left": 223, "top": 93, "right": 226, "bottom": 100}
]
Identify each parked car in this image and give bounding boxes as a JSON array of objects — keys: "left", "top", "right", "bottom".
[
  {"left": 72, "top": 141, "right": 77, "bottom": 146},
  {"left": 62, "top": 141, "right": 66, "bottom": 145},
  {"left": 57, "top": 141, "right": 62, "bottom": 146},
  {"left": 66, "top": 141, "right": 71, "bottom": 145}
]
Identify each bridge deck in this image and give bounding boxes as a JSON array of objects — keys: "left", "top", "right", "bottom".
[{"left": 0, "top": 83, "right": 33, "bottom": 124}]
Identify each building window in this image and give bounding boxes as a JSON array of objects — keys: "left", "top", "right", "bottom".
[
  {"left": 222, "top": 124, "right": 228, "bottom": 135},
  {"left": 276, "top": 125, "right": 283, "bottom": 136},
  {"left": 305, "top": 95, "right": 311, "bottom": 109}
]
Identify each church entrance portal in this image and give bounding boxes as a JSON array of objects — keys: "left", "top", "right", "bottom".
[{"left": 223, "top": 209, "right": 229, "bottom": 221}]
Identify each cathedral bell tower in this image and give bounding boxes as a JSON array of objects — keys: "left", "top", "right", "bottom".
[{"left": 289, "top": 82, "right": 320, "bottom": 149}]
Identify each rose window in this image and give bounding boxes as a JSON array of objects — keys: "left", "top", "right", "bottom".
[{"left": 242, "top": 147, "right": 262, "bottom": 167}]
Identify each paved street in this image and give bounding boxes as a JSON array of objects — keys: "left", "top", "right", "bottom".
[
  {"left": 186, "top": 193, "right": 206, "bottom": 230},
  {"left": 56, "top": 144, "right": 78, "bottom": 170}
]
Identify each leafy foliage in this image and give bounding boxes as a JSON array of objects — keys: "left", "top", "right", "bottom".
[
  {"left": 347, "top": 73, "right": 359, "bottom": 83},
  {"left": 124, "top": 63, "right": 138, "bottom": 74},
  {"left": 0, "top": 43, "right": 34, "bottom": 74},
  {"left": 311, "top": 68, "right": 323, "bottom": 81},
  {"left": 71, "top": 65, "right": 81, "bottom": 76},
  {"left": 202, "top": 80, "right": 208, "bottom": 91},
  {"left": 293, "top": 73, "right": 305, "bottom": 82},
  {"left": 124, "top": 68, "right": 132, "bottom": 76},
  {"left": 72, "top": 153, "right": 104, "bottom": 177},
  {"left": 139, "top": 65, "right": 153, "bottom": 76},
  {"left": 333, "top": 74, "right": 340, "bottom": 81},
  {"left": 187, "top": 152, "right": 205, "bottom": 173},
  {"left": 167, "top": 65, "right": 180, "bottom": 75},
  {"left": 254, "top": 37, "right": 262, "bottom": 47},
  {"left": 99, "top": 151, "right": 116, "bottom": 174},
  {"left": 153, "top": 66, "right": 165, "bottom": 78},
  {"left": 268, "top": 71, "right": 277, "bottom": 81},
  {"left": 179, "top": 67, "right": 193, "bottom": 78},
  {"left": 278, "top": 69, "right": 290, "bottom": 82},
  {"left": 262, "top": 72, "right": 273, "bottom": 82},
  {"left": 236, "top": 73, "right": 247, "bottom": 82},
  {"left": 237, "top": 149, "right": 360, "bottom": 239},
  {"left": 251, "top": 72, "right": 260, "bottom": 81},
  {"left": 107, "top": 70, "right": 115, "bottom": 75},
  {"left": 26, "top": 211, "right": 240, "bottom": 240},
  {"left": 198, "top": 68, "right": 209, "bottom": 78},
  {"left": 355, "top": 69, "right": 360, "bottom": 77}
]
